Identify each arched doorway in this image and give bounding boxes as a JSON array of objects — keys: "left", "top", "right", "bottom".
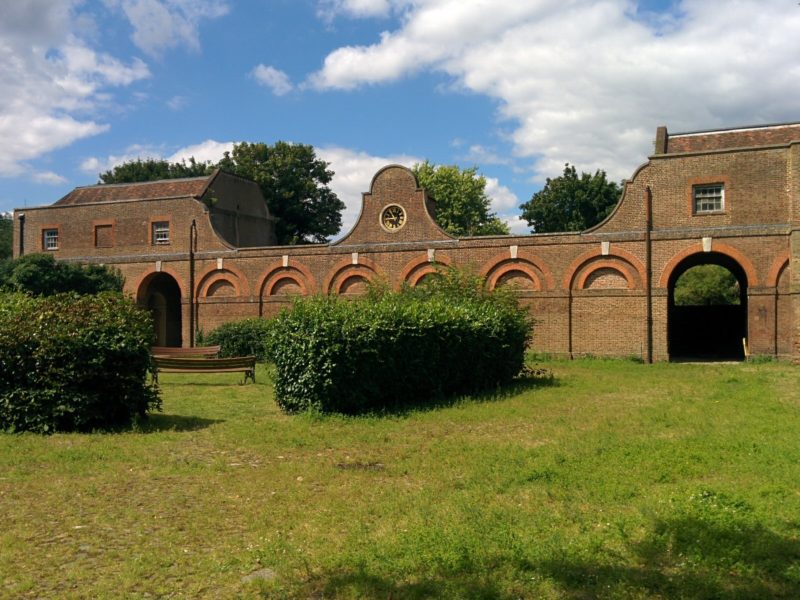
[
  {"left": 668, "top": 253, "right": 747, "bottom": 360},
  {"left": 138, "top": 273, "right": 182, "bottom": 347}
]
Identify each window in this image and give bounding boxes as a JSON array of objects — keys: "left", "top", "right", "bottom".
[
  {"left": 152, "top": 221, "right": 170, "bottom": 245},
  {"left": 693, "top": 184, "right": 724, "bottom": 214},
  {"left": 94, "top": 224, "right": 113, "bottom": 248},
  {"left": 43, "top": 228, "right": 59, "bottom": 250}
]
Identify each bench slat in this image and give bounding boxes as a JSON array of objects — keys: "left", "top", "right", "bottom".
[
  {"left": 151, "top": 345, "right": 220, "bottom": 357},
  {"left": 152, "top": 355, "right": 256, "bottom": 384}
]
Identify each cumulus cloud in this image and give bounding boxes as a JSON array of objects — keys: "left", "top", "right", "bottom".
[
  {"left": 503, "top": 215, "right": 530, "bottom": 236},
  {"left": 168, "top": 139, "right": 233, "bottom": 164},
  {"left": 251, "top": 65, "right": 294, "bottom": 96},
  {"left": 81, "top": 139, "right": 233, "bottom": 177},
  {"left": 167, "top": 95, "right": 187, "bottom": 110},
  {"left": 317, "top": 146, "right": 420, "bottom": 237},
  {"left": 104, "top": 0, "right": 230, "bottom": 57},
  {"left": 80, "top": 144, "right": 165, "bottom": 176},
  {"left": 0, "top": 2, "right": 150, "bottom": 178},
  {"left": 33, "top": 171, "right": 69, "bottom": 185},
  {"left": 317, "top": 0, "right": 395, "bottom": 22},
  {"left": 309, "top": 0, "right": 800, "bottom": 181},
  {"left": 484, "top": 177, "right": 519, "bottom": 213}
]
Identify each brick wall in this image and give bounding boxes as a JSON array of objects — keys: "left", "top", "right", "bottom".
[{"left": 12, "top": 123, "right": 799, "bottom": 360}]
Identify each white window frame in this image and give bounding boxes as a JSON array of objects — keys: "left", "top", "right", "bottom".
[
  {"left": 43, "top": 228, "right": 59, "bottom": 250},
  {"left": 152, "top": 221, "right": 170, "bottom": 245},
  {"left": 693, "top": 184, "right": 724, "bottom": 214}
]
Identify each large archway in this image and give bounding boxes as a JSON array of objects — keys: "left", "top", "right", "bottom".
[
  {"left": 138, "top": 273, "right": 183, "bottom": 347},
  {"left": 667, "top": 252, "right": 748, "bottom": 360}
]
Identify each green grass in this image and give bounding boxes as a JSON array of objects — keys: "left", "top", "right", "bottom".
[{"left": 1, "top": 360, "right": 799, "bottom": 599}]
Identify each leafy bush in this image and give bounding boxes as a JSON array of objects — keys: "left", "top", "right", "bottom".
[
  {"left": 203, "top": 317, "right": 272, "bottom": 361},
  {"left": 0, "top": 292, "right": 160, "bottom": 433},
  {"left": 268, "top": 268, "right": 533, "bottom": 413},
  {"left": 0, "top": 253, "right": 124, "bottom": 296}
]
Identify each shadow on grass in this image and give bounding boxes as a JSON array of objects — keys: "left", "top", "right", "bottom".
[
  {"left": 283, "top": 495, "right": 800, "bottom": 599},
  {"left": 366, "top": 371, "right": 560, "bottom": 418},
  {"left": 537, "top": 512, "right": 800, "bottom": 599},
  {"left": 134, "top": 413, "right": 223, "bottom": 433},
  {"left": 284, "top": 568, "right": 516, "bottom": 600}
]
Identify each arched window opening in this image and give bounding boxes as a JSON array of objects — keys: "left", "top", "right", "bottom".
[{"left": 668, "top": 254, "right": 747, "bottom": 360}]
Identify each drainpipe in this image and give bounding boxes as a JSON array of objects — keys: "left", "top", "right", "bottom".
[
  {"left": 645, "top": 186, "right": 653, "bottom": 364},
  {"left": 774, "top": 287, "right": 779, "bottom": 358},
  {"left": 567, "top": 286, "right": 573, "bottom": 359},
  {"left": 17, "top": 213, "right": 25, "bottom": 257},
  {"left": 189, "top": 219, "right": 197, "bottom": 347}
]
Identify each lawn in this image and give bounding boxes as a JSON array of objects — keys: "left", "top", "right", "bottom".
[{"left": 1, "top": 359, "right": 799, "bottom": 599}]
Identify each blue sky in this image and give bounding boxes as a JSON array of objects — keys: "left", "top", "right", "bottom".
[{"left": 2, "top": 0, "right": 800, "bottom": 236}]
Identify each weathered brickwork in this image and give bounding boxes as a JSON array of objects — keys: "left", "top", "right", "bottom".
[{"left": 13, "top": 123, "right": 800, "bottom": 361}]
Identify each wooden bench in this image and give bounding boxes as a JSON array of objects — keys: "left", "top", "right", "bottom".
[
  {"left": 152, "top": 356, "right": 256, "bottom": 384},
  {"left": 151, "top": 345, "right": 220, "bottom": 358}
]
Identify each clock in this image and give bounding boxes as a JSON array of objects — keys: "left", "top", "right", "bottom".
[{"left": 381, "top": 204, "right": 406, "bottom": 231}]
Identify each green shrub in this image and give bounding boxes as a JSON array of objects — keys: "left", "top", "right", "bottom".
[
  {"left": 0, "top": 292, "right": 160, "bottom": 433},
  {"left": 268, "top": 269, "right": 532, "bottom": 413},
  {"left": 0, "top": 253, "right": 124, "bottom": 296},
  {"left": 203, "top": 317, "right": 272, "bottom": 361}
]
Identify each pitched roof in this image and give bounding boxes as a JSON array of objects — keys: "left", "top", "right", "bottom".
[{"left": 53, "top": 171, "right": 218, "bottom": 206}]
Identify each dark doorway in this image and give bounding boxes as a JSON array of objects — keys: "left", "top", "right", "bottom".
[
  {"left": 668, "top": 253, "right": 747, "bottom": 360},
  {"left": 139, "top": 273, "right": 182, "bottom": 347}
]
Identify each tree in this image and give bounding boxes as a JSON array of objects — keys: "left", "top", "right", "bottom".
[
  {"left": 99, "top": 157, "right": 214, "bottom": 183},
  {"left": 673, "top": 265, "right": 740, "bottom": 306},
  {"left": 0, "top": 214, "right": 11, "bottom": 260},
  {"left": 217, "top": 142, "right": 344, "bottom": 244},
  {"left": 0, "top": 253, "right": 124, "bottom": 296},
  {"left": 412, "top": 161, "right": 509, "bottom": 237},
  {"left": 520, "top": 164, "right": 621, "bottom": 233},
  {"left": 98, "top": 143, "right": 345, "bottom": 245}
]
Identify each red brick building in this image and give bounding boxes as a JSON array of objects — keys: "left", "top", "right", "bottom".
[{"left": 13, "top": 122, "right": 799, "bottom": 361}]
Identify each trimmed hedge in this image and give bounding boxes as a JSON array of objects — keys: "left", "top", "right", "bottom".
[
  {"left": 268, "top": 273, "right": 532, "bottom": 413},
  {"left": 0, "top": 292, "right": 160, "bottom": 433},
  {"left": 202, "top": 317, "right": 272, "bottom": 361}
]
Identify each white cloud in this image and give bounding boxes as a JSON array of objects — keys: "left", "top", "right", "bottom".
[
  {"left": 463, "top": 144, "right": 512, "bottom": 167},
  {"left": 105, "top": 0, "right": 230, "bottom": 57},
  {"left": 484, "top": 177, "right": 518, "bottom": 213},
  {"left": 503, "top": 215, "right": 530, "bottom": 236},
  {"left": 309, "top": 0, "right": 800, "bottom": 182},
  {"left": 0, "top": 1, "right": 150, "bottom": 179},
  {"left": 81, "top": 139, "right": 232, "bottom": 176},
  {"left": 317, "top": 146, "right": 420, "bottom": 237},
  {"left": 33, "top": 171, "right": 68, "bottom": 185},
  {"left": 317, "top": 0, "right": 395, "bottom": 22},
  {"left": 168, "top": 140, "right": 233, "bottom": 164},
  {"left": 80, "top": 144, "right": 164, "bottom": 175},
  {"left": 251, "top": 65, "right": 294, "bottom": 96},
  {"left": 167, "top": 95, "right": 187, "bottom": 110}
]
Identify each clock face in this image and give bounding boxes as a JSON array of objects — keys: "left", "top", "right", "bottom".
[{"left": 381, "top": 204, "right": 406, "bottom": 231}]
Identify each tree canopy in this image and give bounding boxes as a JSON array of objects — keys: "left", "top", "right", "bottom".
[
  {"left": 673, "top": 265, "right": 741, "bottom": 306},
  {"left": 0, "top": 253, "right": 124, "bottom": 296},
  {"left": 98, "top": 142, "right": 345, "bottom": 245},
  {"left": 412, "top": 161, "right": 509, "bottom": 237},
  {"left": 99, "top": 157, "right": 213, "bottom": 183},
  {"left": 519, "top": 164, "right": 621, "bottom": 233},
  {"left": 0, "top": 214, "right": 11, "bottom": 260},
  {"left": 217, "top": 142, "right": 344, "bottom": 244}
]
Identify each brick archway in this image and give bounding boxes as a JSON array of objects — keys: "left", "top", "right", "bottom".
[
  {"left": 324, "top": 257, "right": 383, "bottom": 295},
  {"left": 135, "top": 269, "right": 184, "bottom": 347},
  {"left": 659, "top": 242, "right": 758, "bottom": 288},
  {"left": 564, "top": 248, "right": 645, "bottom": 290},
  {"left": 398, "top": 254, "right": 452, "bottom": 288},
  {"left": 575, "top": 260, "right": 637, "bottom": 290},
  {"left": 256, "top": 260, "right": 316, "bottom": 297},
  {"left": 480, "top": 251, "right": 555, "bottom": 291},
  {"left": 196, "top": 265, "right": 249, "bottom": 298}
]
